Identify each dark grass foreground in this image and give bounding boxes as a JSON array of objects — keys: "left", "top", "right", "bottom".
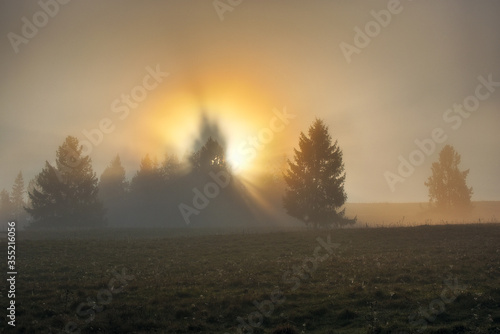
[{"left": 3, "top": 224, "right": 500, "bottom": 333}]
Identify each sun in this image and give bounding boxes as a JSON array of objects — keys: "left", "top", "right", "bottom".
[
  {"left": 226, "top": 147, "right": 252, "bottom": 175},
  {"left": 145, "top": 69, "right": 295, "bottom": 182}
]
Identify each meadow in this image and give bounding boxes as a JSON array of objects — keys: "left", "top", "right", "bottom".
[{"left": 2, "top": 223, "right": 500, "bottom": 333}]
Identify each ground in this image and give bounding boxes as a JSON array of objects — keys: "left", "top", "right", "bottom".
[{"left": 2, "top": 224, "right": 500, "bottom": 333}]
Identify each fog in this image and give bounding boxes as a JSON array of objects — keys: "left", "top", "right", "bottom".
[
  {"left": 3, "top": 4, "right": 500, "bottom": 334},
  {"left": 1, "top": 1, "right": 500, "bottom": 229}
]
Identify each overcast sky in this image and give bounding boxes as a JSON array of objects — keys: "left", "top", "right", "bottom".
[{"left": 1, "top": 0, "right": 499, "bottom": 203}]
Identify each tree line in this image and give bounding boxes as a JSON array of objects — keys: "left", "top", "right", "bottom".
[{"left": 0, "top": 119, "right": 473, "bottom": 229}]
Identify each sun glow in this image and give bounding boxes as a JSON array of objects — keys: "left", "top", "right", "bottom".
[
  {"left": 138, "top": 65, "right": 297, "bottom": 184},
  {"left": 226, "top": 146, "right": 252, "bottom": 175}
]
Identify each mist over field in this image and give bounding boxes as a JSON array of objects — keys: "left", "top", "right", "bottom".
[{"left": 1, "top": 1, "right": 500, "bottom": 333}]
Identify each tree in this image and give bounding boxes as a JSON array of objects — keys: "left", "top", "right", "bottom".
[
  {"left": 190, "top": 137, "right": 227, "bottom": 172},
  {"left": 25, "top": 178, "right": 39, "bottom": 213},
  {"left": 130, "top": 154, "right": 163, "bottom": 194},
  {"left": 99, "top": 155, "right": 128, "bottom": 202},
  {"left": 126, "top": 154, "right": 169, "bottom": 225},
  {"left": 26, "top": 136, "right": 105, "bottom": 228},
  {"left": 0, "top": 173, "right": 28, "bottom": 224},
  {"left": 425, "top": 145, "right": 473, "bottom": 209},
  {"left": 0, "top": 189, "right": 12, "bottom": 222},
  {"left": 283, "top": 119, "right": 354, "bottom": 228},
  {"left": 99, "top": 155, "right": 129, "bottom": 226},
  {"left": 160, "top": 153, "right": 182, "bottom": 181},
  {"left": 11, "top": 171, "right": 26, "bottom": 220}
]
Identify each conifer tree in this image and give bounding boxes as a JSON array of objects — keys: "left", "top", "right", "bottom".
[
  {"left": 26, "top": 136, "right": 105, "bottom": 228},
  {"left": 10, "top": 171, "right": 26, "bottom": 220},
  {"left": 130, "top": 154, "right": 163, "bottom": 194},
  {"left": 0, "top": 189, "right": 12, "bottom": 222},
  {"left": 283, "top": 119, "right": 354, "bottom": 228},
  {"left": 99, "top": 155, "right": 128, "bottom": 202},
  {"left": 190, "top": 137, "right": 227, "bottom": 172}
]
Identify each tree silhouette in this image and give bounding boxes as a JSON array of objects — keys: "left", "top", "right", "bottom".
[
  {"left": 126, "top": 154, "right": 174, "bottom": 226},
  {"left": 160, "top": 153, "right": 182, "bottom": 181},
  {"left": 130, "top": 154, "right": 164, "bottom": 195},
  {"left": 425, "top": 145, "right": 473, "bottom": 209},
  {"left": 99, "top": 155, "right": 128, "bottom": 202},
  {"left": 98, "top": 155, "right": 129, "bottom": 225},
  {"left": 190, "top": 137, "right": 227, "bottom": 172},
  {"left": 26, "top": 136, "right": 105, "bottom": 228},
  {"left": 0, "top": 173, "right": 28, "bottom": 225},
  {"left": 283, "top": 119, "right": 354, "bottom": 228},
  {"left": 0, "top": 189, "right": 12, "bottom": 222},
  {"left": 11, "top": 171, "right": 26, "bottom": 220}
]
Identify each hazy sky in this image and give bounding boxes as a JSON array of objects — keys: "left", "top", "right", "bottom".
[{"left": 1, "top": 0, "right": 499, "bottom": 203}]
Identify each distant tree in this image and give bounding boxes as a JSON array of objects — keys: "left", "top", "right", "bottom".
[
  {"left": 160, "top": 153, "right": 182, "bottom": 181},
  {"left": 25, "top": 178, "right": 39, "bottom": 212},
  {"left": 99, "top": 155, "right": 128, "bottom": 225},
  {"left": 99, "top": 155, "right": 128, "bottom": 202},
  {"left": 0, "top": 189, "right": 12, "bottom": 221},
  {"left": 11, "top": 171, "right": 26, "bottom": 220},
  {"left": 283, "top": 119, "right": 354, "bottom": 228},
  {"left": 190, "top": 137, "right": 227, "bottom": 172},
  {"left": 26, "top": 136, "right": 105, "bottom": 228},
  {"left": 26, "top": 162, "right": 67, "bottom": 227},
  {"left": 130, "top": 154, "right": 164, "bottom": 194},
  {"left": 126, "top": 154, "right": 169, "bottom": 225},
  {"left": 425, "top": 145, "right": 473, "bottom": 209}
]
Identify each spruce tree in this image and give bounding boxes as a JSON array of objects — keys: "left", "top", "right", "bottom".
[
  {"left": 26, "top": 136, "right": 105, "bottom": 228},
  {"left": 161, "top": 153, "right": 182, "bottom": 181},
  {"left": 283, "top": 119, "right": 354, "bottom": 228},
  {"left": 99, "top": 155, "right": 128, "bottom": 225},
  {"left": 130, "top": 154, "right": 163, "bottom": 195},
  {"left": 11, "top": 171, "right": 26, "bottom": 220},
  {"left": 190, "top": 137, "right": 227, "bottom": 172},
  {"left": 99, "top": 155, "right": 128, "bottom": 202},
  {"left": 0, "top": 189, "right": 12, "bottom": 222}
]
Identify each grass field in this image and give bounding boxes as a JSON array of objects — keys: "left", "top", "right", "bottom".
[
  {"left": 344, "top": 201, "right": 500, "bottom": 227},
  {"left": 2, "top": 223, "right": 500, "bottom": 333}
]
